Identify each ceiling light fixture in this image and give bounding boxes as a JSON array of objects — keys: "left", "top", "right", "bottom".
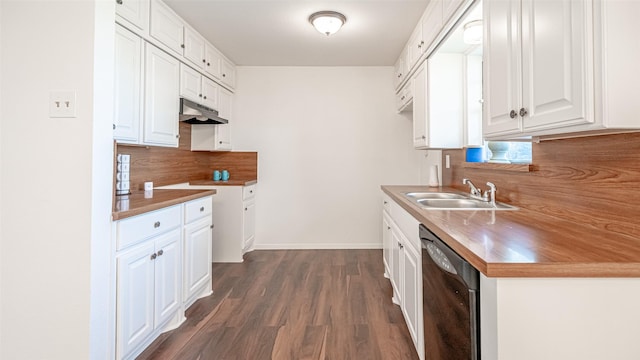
[
  {"left": 309, "top": 11, "right": 347, "bottom": 36},
  {"left": 463, "top": 20, "right": 483, "bottom": 45}
]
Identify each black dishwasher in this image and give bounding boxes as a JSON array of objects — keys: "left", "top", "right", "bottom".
[{"left": 420, "top": 224, "right": 480, "bottom": 360}]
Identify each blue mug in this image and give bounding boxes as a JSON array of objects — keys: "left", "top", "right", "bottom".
[
  {"left": 221, "top": 170, "right": 229, "bottom": 181},
  {"left": 213, "top": 170, "right": 221, "bottom": 181}
]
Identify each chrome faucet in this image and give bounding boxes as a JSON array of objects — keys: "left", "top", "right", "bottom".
[
  {"left": 462, "top": 178, "right": 482, "bottom": 198},
  {"left": 463, "top": 179, "right": 498, "bottom": 207}
]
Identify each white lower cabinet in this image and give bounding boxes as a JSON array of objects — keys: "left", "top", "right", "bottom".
[
  {"left": 114, "top": 195, "right": 214, "bottom": 360},
  {"left": 382, "top": 191, "right": 424, "bottom": 360},
  {"left": 207, "top": 184, "right": 257, "bottom": 262},
  {"left": 183, "top": 197, "right": 213, "bottom": 308},
  {"left": 116, "top": 227, "right": 181, "bottom": 360}
]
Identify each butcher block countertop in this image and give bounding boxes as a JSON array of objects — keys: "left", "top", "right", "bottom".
[
  {"left": 382, "top": 185, "right": 640, "bottom": 278},
  {"left": 113, "top": 189, "right": 216, "bottom": 221}
]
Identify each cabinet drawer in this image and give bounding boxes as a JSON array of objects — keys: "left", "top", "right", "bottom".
[
  {"left": 243, "top": 184, "right": 256, "bottom": 200},
  {"left": 116, "top": 205, "right": 181, "bottom": 251},
  {"left": 382, "top": 193, "right": 392, "bottom": 213},
  {"left": 185, "top": 196, "right": 212, "bottom": 224}
]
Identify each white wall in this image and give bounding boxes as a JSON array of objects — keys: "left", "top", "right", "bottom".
[
  {"left": 233, "top": 67, "right": 421, "bottom": 249},
  {"left": 0, "top": 1, "right": 113, "bottom": 359}
]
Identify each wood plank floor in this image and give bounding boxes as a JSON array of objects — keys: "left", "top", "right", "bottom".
[{"left": 138, "top": 249, "right": 419, "bottom": 360}]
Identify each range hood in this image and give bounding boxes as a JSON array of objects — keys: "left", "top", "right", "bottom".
[{"left": 179, "top": 98, "right": 228, "bottom": 125}]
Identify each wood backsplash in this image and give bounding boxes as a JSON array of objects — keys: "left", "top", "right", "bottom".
[
  {"left": 117, "top": 122, "right": 257, "bottom": 191},
  {"left": 444, "top": 132, "right": 640, "bottom": 240}
]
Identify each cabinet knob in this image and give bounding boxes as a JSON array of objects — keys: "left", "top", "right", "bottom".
[
  {"left": 519, "top": 108, "right": 528, "bottom": 117},
  {"left": 510, "top": 110, "right": 517, "bottom": 119},
  {"left": 112, "top": 124, "right": 116, "bottom": 130},
  {"left": 176, "top": 134, "right": 180, "bottom": 138},
  {"left": 150, "top": 253, "right": 157, "bottom": 260},
  {"left": 219, "top": 141, "right": 222, "bottom": 144},
  {"left": 250, "top": 190, "right": 253, "bottom": 194},
  {"left": 200, "top": 206, "right": 205, "bottom": 212},
  {"left": 154, "top": 221, "right": 161, "bottom": 228},
  {"left": 181, "top": 44, "right": 185, "bottom": 49},
  {"left": 202, "top": 59, "right": 206, "bottom": 63},
  {"left": 383, "top": 201, "right": 387, "bottom": 204},
  {"left": 421, "top": 135, "right": 426, "bottom": 139},
  {"left": 116, "top": 0, "right": 123, "bottom": 4},
  {"left": 203, "top": 96, "right": 207, "bottom": 99},
  {"left": 222, "top": 74, "right": 226, "bottom": 78},
  {"left": 207, "top": 62, "right": 210, "bottom": 66},
  {"left": 245, "top": 207, "right": 248, "bottom": 211},
  {"left": 387, "top": 226, "right": 391, "bottom": 230},
  {"left": 210, "top": 224, "right": 214, "bottom": 229},
  {"left": 199, "top": 94, "right": 203, "bottom": 97},
  {"left": 157, "top": 249, "right": 164, "bottom": 256}
]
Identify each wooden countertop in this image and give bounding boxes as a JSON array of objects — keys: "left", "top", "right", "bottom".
[
  {"left": 382, "top": 185, "right": 640, "bottom": 278},
  {"left": 113, "top": 189, "right": 217, "bottom": 221},
  {"left": 189, "top": 179, "right": 257, "bottom": 186}
]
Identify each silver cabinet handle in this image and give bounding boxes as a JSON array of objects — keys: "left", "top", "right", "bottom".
[
  {"left": 519, "top": 108, "right": 528, "bottom": 117},
  {"left": 510, "top": 110, "right": 517, "bottom": 119},
  {"left": 154, "top": 221, "right": 160, "bottom": 228},
  {"left": 150, "top": 253, "right": 157, "bottom": 260},
  {"left": 157, "top": 249, "right": 163, "bottom": 256},
  {"left": 200, "top": 206, "right": 205, "bottom": 212}
]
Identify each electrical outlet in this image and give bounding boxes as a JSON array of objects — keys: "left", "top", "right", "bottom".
[
  {"left": 445, "top": 154, "right": 451, "bottom": 169},
  {"left": 49, "top": 91, "right": 76, "bottom": 118}
]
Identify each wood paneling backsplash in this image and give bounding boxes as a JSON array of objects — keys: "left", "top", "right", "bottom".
[
  {"left": 443, "top": 132, "right": 640, "bottom": 240},
  {"left": 117, "top": 122, "right": 257, "bottom": 191}
]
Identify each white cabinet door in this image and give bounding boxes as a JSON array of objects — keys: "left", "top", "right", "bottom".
[
  {"left": 150, "top": 0, "right": 184, "bottom": 56},
  {"left": 184, "top": 27, "right": 206, "bottom": 69},
  {"left": 407, "top": 27, "right": 424, "bottom": 70},
  {"left": 402, "top": 242, "right": 421, "bottom": 351},
  {"left": 153, "top": 228, "right": 181, "bottom": 327},
  {"left": 421, "top": 0, "right": 443, "bottom": 55},
  {"left": 183, "top": 217, "right": 212, "bottom": 304},
  {"left": 412, "top": 65, "right": 427, "bottom": 148},
  {"left": 179, "top": 63, "right": 201, "bottom": 103},
  {"left": 116, "top": 0, "right": 150, "bottom": 32},
  {"left": 220, "top": 58, "right": 236, "bottom": 90},
  {"left": 215, "top": 87, "right": 233, "bottom": 150},
  {"left": 390, "top": 225, "right": 403, "bottom": 305},
  {"left": 242, "top": 199, "right": 256, "bottom": 253},
  {"left": 117, "top": 241, "right": 155, "bottom": 360},
  {"left": 202, "top": 77, "right": 219, "bottom": 110},
  {"left": 204, "top": 44, "right": 222, "bottom": 80},
  {"left": 521, "top": 0, "right": 591, "bottom": 131},
  {"left": 382, "top": 212, "right": 393, "bottom": 278},
  {"left": 394, "top": 53, "right": 406, "bottom": 90},
  {"left": 484, "top": 0, "right": 522, "bottom": 136},
  {"left": 114, "top": 25, "right": 143, "bottom": 144},
  {"left": 144, "top": 43, "right": 180, "bottom": 147}
]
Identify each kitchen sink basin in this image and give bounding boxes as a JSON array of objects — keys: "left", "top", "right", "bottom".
[
  {"left": 403, "top": 192, "right": 518, "bottom": 210},
  {"left": 404, "top": 192, "right": 468, "bottom": 200}
]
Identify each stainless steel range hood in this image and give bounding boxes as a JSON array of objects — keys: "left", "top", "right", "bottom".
[{"left": 179, "top": 98, "right": 228, "bottom": 124}]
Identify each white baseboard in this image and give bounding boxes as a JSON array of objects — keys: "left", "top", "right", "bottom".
[{"left": 253, "top": 243, "right": 383, "bottom": 250}]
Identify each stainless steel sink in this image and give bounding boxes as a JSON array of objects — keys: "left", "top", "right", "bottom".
[
  {"left": 404, "top": 192, "right": 468, "bottom": 200},
  {"left": 403, "top": 192, "right": 518, "bottom": 210}
]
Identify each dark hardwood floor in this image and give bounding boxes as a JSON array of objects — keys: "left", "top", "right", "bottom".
[{"left": 137, "top": 249, "right": 419, "bottom": 360}]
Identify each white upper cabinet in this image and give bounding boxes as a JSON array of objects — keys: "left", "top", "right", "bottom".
[
  {"left": 116, "top": 0, "right": 150, "bottom": 33},
  {"left": 144, "top": 43, "right": 180, "bottom": 147},
  {"left": 183, "top": 27, "right": 206, "bottom": 69},
  {"left": 180, "top": 64, "right": 219, "bottom": 110},
  {"left": 484, "top": 0, "right": 591, "bottom": 138},
  {"left": 394, "top": 49, "right": 407, "bottom": 90},
  {"left": 484, "top": 0, "right": 640, "bottom": 139},
  {"left": 420, "top": 0, "right": 444, "bottom": 56},
  {"left": 114, "top": 25, "right": 143, "bottom": 144},
  {"left": 406, "top": 27, "right": 424, "bottom": 70},
  {"left": 201, "top": 77, "right": 219, "bottom": 110},
  {"left": 413, "top": 57, "right": 464, "bottom": 149},
  {"left": 150, "top": 0, "right": 184, "bottom": 57},
  {"left": 220, "top": 58, "right": 236, "bottom": 90},
  {"left": 204, "top": 43, "right": 222, "bottom": 80}
]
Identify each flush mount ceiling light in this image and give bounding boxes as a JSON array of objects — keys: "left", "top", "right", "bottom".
[
  {"left": 309, "top": 11, "right": 347, "bottom": 36},
  {"left": 463, "top": 20, "right": 483, "bottom": 45}
]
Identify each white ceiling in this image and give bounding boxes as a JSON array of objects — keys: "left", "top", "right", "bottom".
[{"left": 164, "top": 0, "right": 430, "bottom": 66}]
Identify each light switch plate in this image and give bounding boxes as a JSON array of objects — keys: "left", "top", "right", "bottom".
[{"left": 49, "top": 91, "right": 77, "bottom": 118}]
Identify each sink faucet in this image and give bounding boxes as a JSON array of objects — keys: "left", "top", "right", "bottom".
[
  {"left": 462, "top": 178, "right": 482, "bottom": 198},
  {"left": 463, "top": 179, "right": 498, "bottom": 207}
]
